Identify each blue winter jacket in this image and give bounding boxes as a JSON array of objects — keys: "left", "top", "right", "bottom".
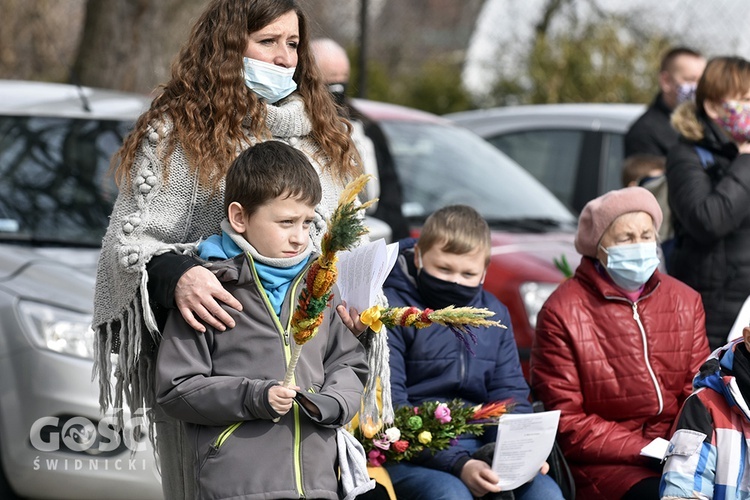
[{"left": 384, "top": 238, "right": 531, "bottom": 475}]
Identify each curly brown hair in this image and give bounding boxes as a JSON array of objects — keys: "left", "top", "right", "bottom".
[{"left": 113, "top": 0, "right": 360, "bottom": 189}]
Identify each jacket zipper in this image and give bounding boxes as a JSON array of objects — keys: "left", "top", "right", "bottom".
[
  {"left": 208, "top": 421, "right": 243, "bottom": 456},
  {"left": 293, "top": 403, "right": 304, "bottom": 497},
  {"left": 459, "top": 341, "right": 466, "bottom": 388},
  {"left": 247, "top": 253, "right": 310, "bottom": 497},
  {"left": 631, "top": 302, "right": 664, "bottom": 415},
  {"left": 604, "top": 283, "right": 664, "bottom": 416}
]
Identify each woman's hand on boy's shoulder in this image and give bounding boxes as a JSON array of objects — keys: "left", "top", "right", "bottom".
[{"left": 175, "top": 266, "right": 243, "bottom": 333}]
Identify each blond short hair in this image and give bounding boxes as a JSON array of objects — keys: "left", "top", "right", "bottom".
[{"left": 418, "top": 205, "right": 491, "bottom": 265}]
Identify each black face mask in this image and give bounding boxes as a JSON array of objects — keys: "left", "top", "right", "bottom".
[
  {"left": 416, "top": 269, "right": 481, "bottom": 309},
  {"left": 327, "top": 82, "right": 348, "bottom": 107},
  {"left": 415, "top": 261, "right": 483, "bottom": 310}
]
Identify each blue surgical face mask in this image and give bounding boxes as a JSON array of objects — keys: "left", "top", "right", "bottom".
[
  {"left": 600, "top": 241, "right": 660, "bottom": 291},
  {"left": 242, "top": 57, "right": 297, "bottom": 103}
]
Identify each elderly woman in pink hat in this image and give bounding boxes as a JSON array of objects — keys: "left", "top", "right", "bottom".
[{"left": 530, "top": 187, "right": 710, "bottom": 500}]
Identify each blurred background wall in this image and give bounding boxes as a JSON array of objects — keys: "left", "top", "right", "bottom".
[{"left": 0, "top": 0, "right": 746, "bottom": 114}]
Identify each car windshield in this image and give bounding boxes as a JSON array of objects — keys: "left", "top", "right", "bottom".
[
  {"left": 378, "top": 120, "right": 577, "bottom": 230},
  {"left": 0, "top": 115, "right": 127, "bottom": 246}
]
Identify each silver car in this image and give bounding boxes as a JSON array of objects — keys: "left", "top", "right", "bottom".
[
  {"left": 0, "top": 80, "right": 163, "bottom": 499},
  {"left": 446, "top": 103, "right": 646, "bottom": 213}
]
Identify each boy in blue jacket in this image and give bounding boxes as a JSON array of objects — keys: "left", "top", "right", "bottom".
[{"left": 383, "top": 204, "right": 563, "bottom": 500}]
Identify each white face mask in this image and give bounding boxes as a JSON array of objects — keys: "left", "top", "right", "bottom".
[
  {"left": 601, "top": 241, "right": 660, "bottom": 291},
  {"left": 676, "top": 82, "right": 697, "bottom": 105},
  {"left": 242, "top": 57, "right": 297, "bottom": 103}
]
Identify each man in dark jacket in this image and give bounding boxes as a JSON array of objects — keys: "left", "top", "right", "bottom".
[
  {"left": 625, "top": 47, "right": 706, "bottom": 158},
  {"left": 311, "top": 37, "right": 410, "bottom": 241},
  {"left": 383, "top": 205, "right": 563, "bottom": 500}
]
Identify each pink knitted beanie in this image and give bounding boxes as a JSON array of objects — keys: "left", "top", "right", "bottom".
[{"left": 575, "top": 187, "right": 663, "bottom": 257}]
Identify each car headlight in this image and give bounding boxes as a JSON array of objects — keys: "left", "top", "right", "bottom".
[
  {"left": 17, "top": 300, "right": 95, "bottom": 359},
  {"left": 519, "top": 282, "right": 559, "bottom": 329}
]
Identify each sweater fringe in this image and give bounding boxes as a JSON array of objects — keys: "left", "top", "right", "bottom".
[
  {"left": 92, "top": 292, "right": 159, "bottom": 441},
  {"left": 362, "top": 328, "right": 394, "bottom": 425}
]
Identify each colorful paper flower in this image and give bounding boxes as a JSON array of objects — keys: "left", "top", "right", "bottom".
[
  {"left": 360, "top": 305, "right": 384, "bottom": 334},
  {"left": 367, "top": 449, "right": 386, "bottom": 467},
  {"left": 361, "top": 415, "right": 382, "bottom": 439},
  {"left": 407, "top": 415, "right": 423, "bottom": 431},
  {"left": 434, "top": 403, "right": 452, "bottom": 424},
  {"left": 418, "top": 431, "right": 432, "bottom": 445},
  {"left": 384, "top": 427, "right": 401, "bottom": 443},
  {"left": 373, "top": 437, "right": 391, "bottom": 450},
  {"left": 392, "top": 440, "right": 410, "bottom": 454}
]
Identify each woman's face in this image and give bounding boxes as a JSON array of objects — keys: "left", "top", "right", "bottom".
[
  {"left": 595, "top": 211, "right": 655, "bottom": 266},
  {"left": 705, "top": 89, "right": 750, "bottom": 122},
  {"left": 244, "top": 10, "right": 299, "bottom": 68}
]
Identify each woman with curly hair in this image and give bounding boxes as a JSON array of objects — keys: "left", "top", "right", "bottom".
[{"left": 92, "top": 1, "right": 380, "bottom": 497}]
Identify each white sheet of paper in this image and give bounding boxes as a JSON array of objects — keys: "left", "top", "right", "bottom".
[
  {"left": 336, "top": 239, "right": 399, "bottom": 313},
  {"left": 491, "top": 410, "right": 561, "bottom": 491},
  {"left": 640, "top": 437, "right": 670, "bottom": 460}
]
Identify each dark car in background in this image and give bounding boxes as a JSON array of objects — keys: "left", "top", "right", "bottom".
[{"left": 446, "top": 103, "right": 645, "bottom": 213}]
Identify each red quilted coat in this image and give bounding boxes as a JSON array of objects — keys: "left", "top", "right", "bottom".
[{"left": 531, "top": 257, "right": 710, "bottom": 499}]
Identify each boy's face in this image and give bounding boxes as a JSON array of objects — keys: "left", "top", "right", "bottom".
[
  {"left": 228, "top": 195, "right": 316, "bottom": 259},
  {"left": 414, "top": 243, "right": 487, "bottom": 287}
]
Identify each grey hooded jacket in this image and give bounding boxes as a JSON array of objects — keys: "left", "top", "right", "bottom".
[{"left": 155, "top": 253, "right": 369, "bottom": 499}]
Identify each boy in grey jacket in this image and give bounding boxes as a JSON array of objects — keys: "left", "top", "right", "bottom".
[{"left": 155, "top": 141, "right": 369, "bottom": 500}]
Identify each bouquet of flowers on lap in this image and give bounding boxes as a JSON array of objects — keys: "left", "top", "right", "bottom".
[{"left": 357, "top": 399, "right": 514, "bottom": 467}]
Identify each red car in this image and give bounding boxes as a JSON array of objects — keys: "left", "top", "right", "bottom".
[{"left": 354, "top": 99, "right": 580, "bottom": 375}]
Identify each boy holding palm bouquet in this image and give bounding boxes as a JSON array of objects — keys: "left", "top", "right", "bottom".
[
  {"left": 155, "top": 141, "right": 370, "bottom": 499},
  {"left": 382, "top": 205, "right": 563, "bottom": 500}
]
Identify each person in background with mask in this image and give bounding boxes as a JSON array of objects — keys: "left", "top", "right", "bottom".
[
  {"left": 531, "top": 187, "right": 710, "bottom": 500},
  {"left": 624, "top": 48, "right": 705, "bottom": 272},
  {"left": 667, "top": 56, "right": 750, "bottom": 351},
  {"left": 625, "top": 47, "right": 706, "bottom": 158},
  {"left": 310, "top": 37, "right": 410, "bottom": 241},
  {"left": 384, "top": 205, "right": 564, "bottom": 500},
  {"left": 92, "top": 1, "right": 380, "bottom": 498}
]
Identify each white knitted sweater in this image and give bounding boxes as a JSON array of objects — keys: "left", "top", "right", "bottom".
[{"left": 92, "top": 94, "right": 391, "bottom": 424}]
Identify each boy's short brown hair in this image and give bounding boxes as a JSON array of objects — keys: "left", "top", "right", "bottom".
[
  {"left": 224, "top": 140, "right": 322, "bottom": 216},
  {"left": 621, "top": 154, "right": 666, "bottom": 187},
  {"left": 418, "top": 205, "right": 491, "bottom": 265}
]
